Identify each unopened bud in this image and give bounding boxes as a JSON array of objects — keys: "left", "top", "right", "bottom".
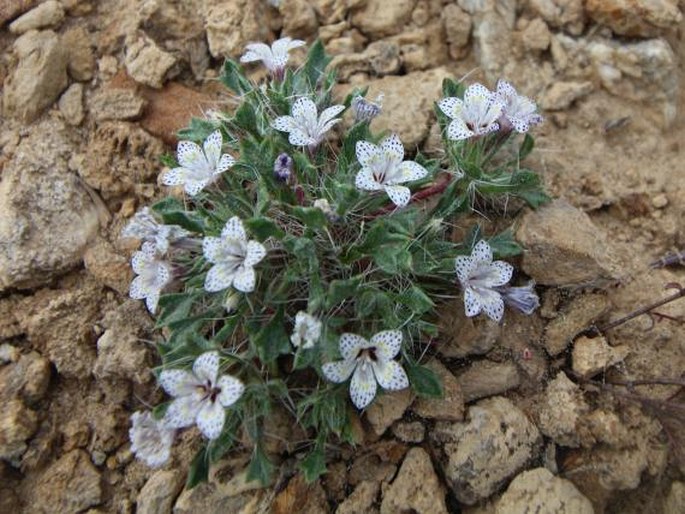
[
  {"left": 351, "top": 94, "right": 383, "bottom": 123},
  {"left": 273, "top": 153, "right": 293, "bottom": 183}
]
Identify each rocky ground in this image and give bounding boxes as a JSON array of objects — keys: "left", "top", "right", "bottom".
[{"left": 1, "top": 0, "right": 685, "bottom": 513}]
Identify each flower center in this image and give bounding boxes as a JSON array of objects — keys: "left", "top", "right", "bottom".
[
  {"left": 199, "top": 380, "right": 222, "bottom": 403},
  {"left": 356, "top": 347, "right": 378, "bottom": 362}
]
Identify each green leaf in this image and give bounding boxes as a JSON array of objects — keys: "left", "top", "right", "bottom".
[
  {"left": 406, "top": 363, "right": 443, "bottom": 398},
  {"left": 177, "top": 118, "right": 217, "bottom": 142},
  {"left": 441, "top": 78, "right": 465, "bottom": 99},
  {"left": 299, "top": 442, "right": 327, "bottom": 483},
  {"left": 373, "top": 245, "right": 412, "bottom": 274},
  {"left": 246, "top": 444, "right": 274, "bottom": 486},
  {"left": 233, "top": 101, "right": 258, "bottom": 135},
  {"left": 400, "top": 285, "right": 434, "bottom": 315},
  {"left": 156, "top": 292, "right": 198, "bottom": 327},
  {"left": 220, "top": 59, "right": 252, "bottom": 95},
  {"left": 302, "top": 39, "right": 332, "bottom": 89},
  {"left": 250, "top": 308, "right": 291, "bottom": 364},
  {"left": 518, "top": 133, "right": 535, "bottom": 160},
  {"left": 518, "top": 189, "right": 551, "bottom": 208},
  {"left": 291, "top": 206, "right": 328, "bottom": 229},
  {"left": 488, "top": 229, "right": 523, "bottom": 258},
  {"left": 326, "top": 275, "right": 363, "bottom": 309},
  {"left": 186, "top": 447, "right": 210, "bottom": 489},
  {"left": 244, "top": 216, "right": 285, "bottom": 241},
  {"left": 151, "top": 198, "right": 205, "bottom": 232}
]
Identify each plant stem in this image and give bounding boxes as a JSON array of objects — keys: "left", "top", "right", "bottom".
[{"left": 366, "top": 173, "right": 453, "bottom": 219}]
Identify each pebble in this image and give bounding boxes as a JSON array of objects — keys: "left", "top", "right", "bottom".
[{"left": 9, "top": 0, "right": 64, "bottom": 34}]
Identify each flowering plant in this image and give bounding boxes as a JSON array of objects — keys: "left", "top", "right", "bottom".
[{"left": 123, "top": 38, "right": 547, "bottom": 486}]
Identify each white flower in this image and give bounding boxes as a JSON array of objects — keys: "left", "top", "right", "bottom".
[
  {"left": 291, "top": 312, "right": 322, "bottom": 349},
  {"left": 240, "top": 37, "right": 305, "bottom": 77},
  {"left": 161, "top": 130, "right": 235, "bottom": 196},
  {"left": 495, "top": 80, "right": 543, "bottom": 133},
  {"left": 129, "top": 411, "right": 175, "bottom": 468},
  {"left": 272, "top": 97, "right": 345, "bottom": 149},
  {"left": 129, "top": 242, "right": 172, "bottom": 313},
  {"left": 322, "top": 331, "right": 409, "bottom": 410},
  {"left": 354, "top": 134, "right": 428, "bottom": 207},
  {"left": 455, "top": 240, "right": 513, "bottom": 322},
  {"left": 160, "top": 352, "right": 244, "bottom": 440},
  {"left": 351, "top": 94, "right": 383, "bottom": 122},
  {"left": 203, "top": 216, "right": 266, "bottom": 293},
  {"left": 438, "top": 83, "right": 504, "bottom": 141},
  {"left": 498, "top": 282, "right": 539, "bottom": 315},
  {"left": 121, "top": 207, "right": 190, "bottom": 254}
]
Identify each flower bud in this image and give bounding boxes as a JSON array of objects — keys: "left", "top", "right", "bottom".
[
  {"left": 497, "top": 282, "right": 540, "bottom": 315},
  {"left": 224, "top": 291, "right": 240, "bottom": 313},
  {"left": 351, "top": 94, "right": 383, "bottom": 123},
  {"left": 273, "top": 153, "right": 293, "bottom": 183}
]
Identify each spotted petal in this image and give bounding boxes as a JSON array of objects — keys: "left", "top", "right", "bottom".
[
  {"left": 273, "top": 37, "right": 305, "bottom": 56},
  {"left": 217, "top": 154, "right": 235, "bottom": 174},
  {"left": 319, "top": 104, "right": 345, "bottom": 128},
  {"left": 370, "top": 330, "right": 403, "bottom": 360},
  {"left": 372, "top": 359, "right": 409, "bottom": 391},
  {"left": 205, "top": 263, "right": 236, "bottom": 292},
  {"left": 464, "top": 287, "right": 482, "bottom": 317},
  {"left": 477, "top": 288, "right": 505, "bottom": 322},
  {"left": 221, "top": 217, "right": 247, "bottom": 242},
  {"left": 129, "top": 275, "right": 149, "bottom": 301},
  {"left": 380, "top": 134, "right": 404, "bottom": 164},
  {"left": 471, "top": 240, "right": 493, "bottom": 265},
  {"left": 196, "top": 400, "right": 225, "bottom": 440},
  {"left": 496, "top": 79, "right": 517, "bottom": 99},
  {"left": 161, "top": 167, "right": 190, "bottom": 187},
  {"left": 203, "top": 237, "right": 225, "bottom": 264},
  {"left": 288, "top": 129, "right": 313, "bottom": 147},
  {"left": 217, "top": 375, "right": 244, "bottom": 407},
  {"left": 240, "top": 43, "right": 272, "bottom": 63},
  {"left": 292, "top": 97, "right": 318, "bottom": 125},
  {"left": 487, "top": 261, "right": 514, "bottom": 287},
  {"left": 177, "top": 141, "right": 207, "bottom": 172},
  {"left": 203, "top": 131, "right": 223, "bottom": 170},
  {"left": 384, "top": 184, "right": 411, "bottom": 207},
  {"left": 244, "top": 241, "right": 266, "bottom": 267},
  {"left": 322, "top": 359, "right": 356, "bottom": 383},
  {"left": 355, "top": 141, "right": 379, "bottom": 167},
  {"left": 163, "top": 394, "right": 203, "bottom": 429},
  {"left": 145, "top": 291, "right": 161, "bottom": 313},
  {"left": 455, "top": 255, "right": 475, "bottom": 284},
  {"left": 350, "top": 364, "right": 377, "bottom": 410},
  {"left": 339, "top": 333, "right": 367, "bottom": 360},
  {"left": 193, "top": 351, "right": 220, "bottom": 384},
  {"left": 437, "top": 97, "right": 464, "bottom": 119},
  {"left": 272, "top": 115, "right": 297, "bottom": 132},
  {"left": 232, "top": 266, "right": 256, "bottom": 292},
  {"left": 396, "top": 161, "right": 428, "bottom": 183},
  {"left": 159, "top": 369, "right": 198, "bottom": 397},
  {"left": 446, "top": 118, "right": 474, "bottom": 141},
  {"left": 355, "top": 168, "right": 383, "bottom": 191}
]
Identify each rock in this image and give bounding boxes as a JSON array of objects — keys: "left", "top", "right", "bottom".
[
  {"left": 587, "top": 38, "right": 677, "bottom": 125},
  {"left": 30, "top": 450, "right": 103, "bottom": 512},
  {"left": 348, "top": 450, "right": 399, "bottom": 487},
  {"left": 442, "top": 4, "right": 472, "bottom": 59},
  {"left": 89, "top": 89, "right": 147, "bottom": 121},
  {"left": 0, "top": 399, "right": 38, "bottom": 460},
  {"left": 412, "top": 359, "right": 465, "bottom": 421},
  {"left": 366, "top": 388, "right": 414, "bottom": 437},
  {"left": 572, "top": 335, "right": 629, "bottom": 378},
  {"left": 0, "top": 344, "right": 20, "bottom": 363},
  {"left": 585, "top": 0, "right": 681, "bottom": 38},
  {"left": 0, "top": 120, "right": 100, "bottom": 290},
  {"left": 665, "top": 482, "right": 685, "bottom": 514},
  {"left": 391, "top": 421, "right": 425, "bottom": 443},
  {"left": 456, "top": 361, "right": 521, "bottom": 402},
  {"left": 140, "top": 82, "right": 216, "bottom": 145},
  {"left": 380, "top": 447, "right": 448, "bottom": 514},
  {"left": 58, "top": 83, "right": 85, "bottom": 126},
  {"left": 432, "top": 397, "right": 542, "bottom": 505},
  {"left": 136, "top": 470, "right": 185, "bottom": 514},
  {"left": 540, "top": 81, "right": 593, "bottom": 110},
  {"left": 536, "top": 372, "right": 589, "bottom": 447},
  {"left": 516, "top": 200, "right": 622, "bottom": 287},
  {"left": 125, "top": 36, "right": 177, "bottom": 89},
  {"left": 280, "top": 0, "right": 318, "bottom": 39},
  {"left": 2, "top": 30, "right": 69, "bottom": 122},
  {"left": 472, "top": 11, "right": 512, "bottom": 81},
  {"left": 62, "top": 26, "right": 96, "bottom": 81},
  {"left": 544, "top": 294, "right": 611, "bottom": 356},
  {"left": 521, "top": 17, "right": 551, "bottom": 52},
  {"left": 75, "top": 121, "right": 165, "bottom": 199},
  {"left": 496, "top": 468, "right": 593, "bottom": 514},
  {"left": 0, "top": 351, "right": 51, "bottom": 404},
  {"left": 84, "top": 239, "right": 132, "bottom": 294},
  {"left": 0, "top": 0, "right": 38, "bottom": 25},
  {"left": 364, "top": 68, "right": 451, "bottom": 148},
  {"left": 271, "top": 474, "right": 329, "bottom": 514},
  {"left": 336, "top": 480, "right": 380, "bottom": 514},
  {"left": 366, "top": 40, "right": 401, "bottom": 76},
  {"left": 527, "top": 0, "right": 585, "bottom": 35},
  {"left": 203, "top": 0, "right": 272, "bottom": 59},
  {"left": 93, "top": 301, "right": 153, "bottom": 384},
  {"left": 439, "top": 302, "right": 501, "bottom": 358},
  {"left": 351, "top": 0, "right": 415, "bottom": 38},
  {"left": 8, "top": 0, "right": 64, "bottom": 33}
]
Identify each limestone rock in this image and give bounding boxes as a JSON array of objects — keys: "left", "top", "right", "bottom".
[
  {"left": 0, "top": 399, "right": 38, "bottom": 460},
  {"left": 0, "top": 0, "right": 38, "bottom": 25},
  {"left": 528, "top": 0, "right": 585, "bottom": 35},
  {"left": 336, "top": 480, "right": 380, "bottom": 514},
  {"left": 366, "top": 40, "right": 401, "bottom": 76},
  {"left": 433, "top": 397, "right": 542, "bottom": 505},
  {"left": 516, "top": 200, "right": 622, "bottom": 287},
  {"left": 439, "top": 302, "right": 501, "bottom": 358},
  {"left": 442, "top": 4, "right": 472, "bottom": 59},
  {"left": 58, "top": 83, "right": 85, "bottom": 126},
  {"left": 89, "top": 89, "right": 147, "bottom": 121},
  {"left": 125, "top": 36, "right": 177, "bottom": 89},
  {"left": 585, "top": 0, "right": 681, "bottom": 38},
  {"left": 536, "top": 372, "right": 589, "bottom": 447},
  {"left": 380, "top": 447, "right": 448, "bottom": 514},
  {"left": 544, "top": 294, "right": 611, "bottom": 356},
  {"left": 8, "top": 0, "right": 64, "bottom": 34},
  {"left": 496, "top": 468, "right": 593, "bottom": 514},
  {"left": 572, "top": 335, "right": 629, "bottom": 378},
  {"left": 365, "top": 68, "right": 451, "bottom": 148},
  {"left": 472, "top": 10, "right": 512, "bottom": 81},
  {"left": 62, "top": 26, "right": 96, "bottom": 81},
  {"left": 665, "top": 482, "right": 685, "bottom": 514},
  {"left": 84, "top": 239, "right": 132, "bottom": 294},
  {"left": 391, "top": 421, "right": 425, "bottom": 443},
  {"left": 456, "top": 361, "right": 521, "bottom": 402},
  {"left": 3, "top": 30, "right": 69, "bottom": 122},
  {"left": 30, "top": 450, "right": 103, "bottom": 512},
  {"left": 351, "top": 0, "right": 415, "bottom": 38},
  {"left": 0, "top": 351, "right": 51, "bottom": 404},
  {"left": 412, "top": 359, "right": 465, "bottom": 421},
  {"left": 280, "top": 0, "right": 319, "bottom": 39},
  {"left": 136, "top": 470, "right": 185, "bottom": 514},
  {"left": 271, "top": 474, "right": 328, "bottom": 514},
  {"left": 366, "top": 388, "right": 414, "bottom": 436},
  {"left": 203, "top": 0, "right": 272, "bottom": 58},
  {"left": 521, "top": 17, "right": 551, "bottom": 52},
  {"left": 540, "top": 81, "right": 593, "bottom": 110},
  {"left": 0, "top": 120, "right": 100, "bottom": 290}
]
